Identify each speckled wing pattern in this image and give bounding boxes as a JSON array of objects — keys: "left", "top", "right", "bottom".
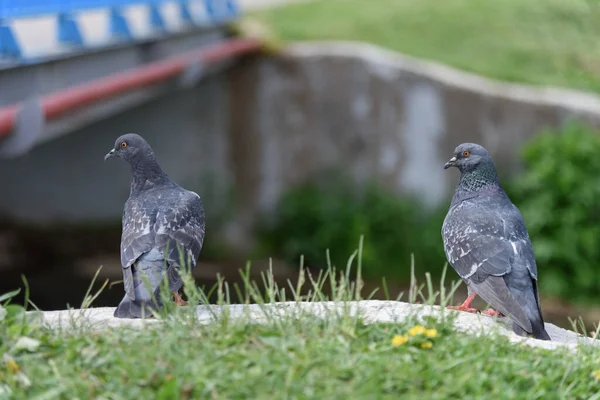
[
  {"left": 443, "top": 201, "right": 537, "bottom": 282},
  {"left": 120, "top": 186, "right": 205, "bottom": 300},
  {"left": 442, "top": 199, "right": 538, "bottom": 330}
]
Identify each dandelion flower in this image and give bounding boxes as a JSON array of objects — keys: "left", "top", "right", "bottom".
[
  {"left": 420, "top": 341, "right": 433, "bottom": 349},
  {"left": 592, "top": 370, "right": 600, "bottom": 381},
  {"left": 391, "top": 335, "right": 409, "bottom": 347},
  {"left": 425, "top": 329, "right": 438, "bottom": 338},
  {"left": 408, "top": 325, "right": 427, "bottom": 336},
  {"left": 5, "top": 359, "right": 19, "bottom": 373}
]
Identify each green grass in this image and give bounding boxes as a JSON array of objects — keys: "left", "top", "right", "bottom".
[
  {"left": 2, "top": 247, "right": 600, "bottom": 399},
  {"left": 251, "top": 0, "right": 600, "bottom": 93},
  {"left": 5, "top": 316, "right": 600, "bottom": 399}
]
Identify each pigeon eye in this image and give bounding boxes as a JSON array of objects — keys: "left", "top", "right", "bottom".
[
  {"left": 463, "top": 151, "right": 470, "bottom": 157},
  {"left": 121, "top": 142, "right": 127, "bottom": 149}
]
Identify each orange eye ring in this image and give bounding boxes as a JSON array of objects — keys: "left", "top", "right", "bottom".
[
  {"left": 121, "top": 142, "right": 127, "bottom": 148},
  {"left": 463, "top": 150, "right": 470, "bottom": 157}
]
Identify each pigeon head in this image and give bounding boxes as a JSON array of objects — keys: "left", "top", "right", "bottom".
[
  {"left": 104, "top": 133, "right": 155, "bottom": 164},
  {"left": 105, "top": 133, "right": 169, "bottom": 195},
  {"left": 443, "top": 143, "right": 494, "bottom": 173},
  {"left": 444, "top": 143, "right": 501, "bottom": 193}
]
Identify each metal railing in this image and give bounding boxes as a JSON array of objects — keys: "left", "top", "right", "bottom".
[{"left": 0, "top": 0, "right": 239, "bottom": 59}]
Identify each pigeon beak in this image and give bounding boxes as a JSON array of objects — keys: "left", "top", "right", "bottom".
[
  {"left": 104, "top": 149, "right": 116, "bottom": 161},
  {"left": 444, "top": 156, "right": 457, "bottom": 169}
]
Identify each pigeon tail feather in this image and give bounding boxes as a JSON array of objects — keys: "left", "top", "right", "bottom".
[
  {"left": 512, "top": 320, "right": 551, "bottom": 341},
  {"left": 114, "top": 295, "right": 163, "bottom": 319},
  {"left": 115, "top": 249, "right": 167, "bottom": 319},
  {"left": 469, "top": 276, "right": 532, "bottom": 333}
]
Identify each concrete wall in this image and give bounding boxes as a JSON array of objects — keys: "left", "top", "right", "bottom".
[
  {"left": 227, "top": 41, "right": 600, "bottom": 220},
  {"left": 4, "top": 40, "right": 600, "bottom": 248}
]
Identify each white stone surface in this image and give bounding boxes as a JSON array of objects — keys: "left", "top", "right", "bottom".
[{"left": 39, "top": 300, "right": 597, "bottom": 351}]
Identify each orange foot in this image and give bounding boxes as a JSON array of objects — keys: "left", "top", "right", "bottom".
[
  {"left": 446, "top": 292, "right": 479, "bottom": 313},
  {"left": 481, "top": 309, "right": 504, "bottom": 317},
  {"left": 173, "top": 291, "right": 188, "bottom": 306}
]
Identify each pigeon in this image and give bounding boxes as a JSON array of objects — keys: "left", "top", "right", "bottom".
[
  {"left": 441, "top": 143, "right": 550, "bottom": 341},
  {"left": 104, "top": 133, "right": 205, "bottom": 318}
]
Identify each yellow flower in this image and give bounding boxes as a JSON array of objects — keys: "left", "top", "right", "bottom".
[
  {"left": 391, "top": 335, "right": 409, "bottom": 347},
  {"left": 592, "top": 370, "right": 600, "bottom": 381},
  {"left": 425, "top": 329, "right": 438, "bottom": 338},
  {"left": 420, "top": 341, "right": 433, "bottom": 349},
  {"left": 408, "top": 325, "right": 427, "bottom": 336},
  {"left": 5, "top": 359, "right": 19, "bottom": 373}
]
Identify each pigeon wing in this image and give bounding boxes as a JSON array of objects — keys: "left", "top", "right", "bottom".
[
  {"left": 501, "top": 202, "right": 538, "bottom": 280},
  {"left": 154, "top": 190, "right": 205, "bottom": 274},
  {"left": 120, "top": 189, "right": 205, "bottom": 299},
  {"left": 442, "top": 202, "right": 516, "bottom": 280},
  {"left": 469, "top": 276, "right": 532, "bottom": 332},
  {"left": 442, "top": 201, "right": 533, "bottom": 331}
]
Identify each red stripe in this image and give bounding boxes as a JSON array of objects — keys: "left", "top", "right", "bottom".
[
  {"left": 0, "top": 106, "right": 18, "bottom": 136},
  {"left": 0, "top": 38, "right": 261, "bottom": 138}
]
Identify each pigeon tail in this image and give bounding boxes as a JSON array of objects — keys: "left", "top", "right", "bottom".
[
  {"left": 504, "top": 270, "right": 551, "bottom": 341},
  {"left": 512, "top": 320, "right": 551, "bottom": 341},
  {"left": 114, "top": 295, "right": 163, "bottom": 319},
  {"left": 114, "top": 249, "right": 168, "bottom": 319},
  {"left": 469, "top": 276, "right": 533, "bottom": 333}
]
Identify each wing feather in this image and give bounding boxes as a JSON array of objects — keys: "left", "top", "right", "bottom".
[
  {"left": 443, "top": 200, "right": 536, "bottom": 282},
  {"left": 155, "top": 190, "right": 205, "bottom": 269},
  {"left": 469, "top": 276, "right": 532, "bottom": 332}
]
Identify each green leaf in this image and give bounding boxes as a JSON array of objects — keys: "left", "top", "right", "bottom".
[{"left": 0, "top": 289, "right": 21, "bottom": 304}]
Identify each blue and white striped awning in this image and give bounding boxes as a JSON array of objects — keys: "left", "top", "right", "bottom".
[{"left": 0, "top": 0, "right": 239, "bottom": 60}]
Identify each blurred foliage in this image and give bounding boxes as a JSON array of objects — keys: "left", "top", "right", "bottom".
[
  {"left": 256, "top": 179, "right": 447, "bottom": 282},
  {"left": 0, "top": 288, "right": 43, "bottom": 394},
  {"left": 507, "top": 122, "right": 600, "bottom": 302}
]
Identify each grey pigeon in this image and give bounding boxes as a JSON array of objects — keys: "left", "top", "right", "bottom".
[
  {"left": 442, "top": 143, "right": 550, "bottom": 341},
  {"left": 105, "top": 133, "right": 205, "bottom": 318}
]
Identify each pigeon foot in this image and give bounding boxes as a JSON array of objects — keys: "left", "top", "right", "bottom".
[
  {"left": 481, "top": 309, "right": 504, "bottom": 317},
  {"left": 446, "top": 305, "right": 479, "bottom": 313},
  {"left": 173, "top": 292, "right": 188, "bottom": 306},
  {"left": 446, "top": 292, "right": 479, "bottom": 313}
]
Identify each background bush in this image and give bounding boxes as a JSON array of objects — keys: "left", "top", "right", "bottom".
[
  {"left": 507, "top": 122, "right": 600, "bottom": 302},
  {"left": 256, "top": 178, "right": 447, "bottom": 282}
]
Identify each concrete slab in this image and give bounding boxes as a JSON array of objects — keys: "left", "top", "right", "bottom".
[{"left": 38, "top": 300, "right": 597, "bottom": 351}]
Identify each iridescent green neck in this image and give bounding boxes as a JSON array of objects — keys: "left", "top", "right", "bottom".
[
  {"left": 457, "top": 161, "right": 500, "bottom": 193},
  {"left": 450, "top": 162, "right": 501, "bottom": 207}
]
